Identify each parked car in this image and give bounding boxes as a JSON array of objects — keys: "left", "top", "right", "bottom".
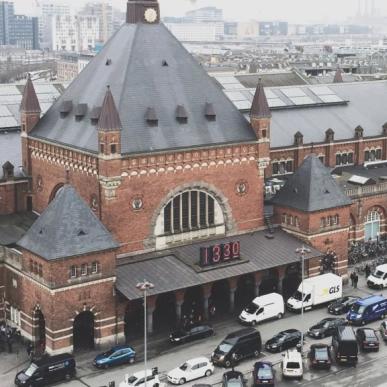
[
  {"left": 239, "top": 293, "right": 284, "bottom": 325},
  {"left": 211, "top": 328, "right": 261, "bottom": 367},
  {"left": 309, "top": 344, "right": 331, "bottom": 369},
  {"left": 252, "top": 361, "right": 275, "bottom": 386},
  {"left": 15, "top": 353, "right": 76, "bottom": 387},
  {"left": 222, "top": 370, "right": 245, "bottom": 387},
  {"left": 367, "top": 264, "right": 387, "bottom": 289},
  {"left": 328, "top": 296, "right": 360, "bottom": 315},
  {"left": 331, "top": 326, "right": 358, "bottom": 365},
  {"left": 281, "top": 350, "right": 303, "bottom": 380},
  {"left": 93, "top": 345, "right": 135, "bottom": 368},
  {"left": 356, "top": 328, "right": 379, "bottom": 351},
  {"left": 170, "top": 325, "right": 214, "bottom": 344},
  {"left": 307, "top": 317, "right": 346, "bottom": 339},
  {"left": 119, "top": 368, "right": 163, "bottom": 387},
  {"left": 379, "top": 321, "right": 387, "bottom": 341},
  {"left": 167, "top": 357, "right": 214, "bottom": 385},
  {"left": 347, "top": 295, "right": 387, "bottom": 325},
  {"left": 265, "top": 329, "right": 302, "bottom": 353}
]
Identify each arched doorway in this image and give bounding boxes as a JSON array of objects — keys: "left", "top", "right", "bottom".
[
  {"left": 73, "top": 311, "right": 94, "bottom": 351},
  {"left": 154, "top": 292, "right": 176, "bottom": 331},
  {"left": 49, "top": 183, "right": 64, "bottom": 203},
  {"left": 211, "top": 280, "right": 230, "bottom": 315},
  {"left": 235, "top": 274, "right": 255, "bottom": 312},
  {"left": 124, "top": 300, "right": 143, "bottom": 342},
  {"left": 259, "top": 269, "right": 279, "bottom": 296},
  {"left": 282, "top": 263, "right": 301, "bottom": 300},
  {"left": 34, "top": 309, "right": 46, "bottom": 353},
  {"left": 365, "top": 210, "right": 381, "bottom": 241}
]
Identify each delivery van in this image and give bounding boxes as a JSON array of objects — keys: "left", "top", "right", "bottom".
[
  {"left": 367, "top": 264, "right": 387, "bottom": 289},
  {"left": 331, "top": 326, "right": 358, "bottom": 365},
  {"left": 287, "top": 273, "right": 342, "bottom": 312},
  {"left": 346, "top": 295, "right": 387, "bottom": 325},
  {"left": 239, "top": 293, "right": 284, "bottom": 325}
]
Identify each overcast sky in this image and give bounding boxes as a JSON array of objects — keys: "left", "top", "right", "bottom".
[{"left": 15, "top": 0, "right": 387, "bottom": 23}]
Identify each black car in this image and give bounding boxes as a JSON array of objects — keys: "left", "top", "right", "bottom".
[
  {"left": 356, "top": 328, "right": 379, "bottom": 351},
  {"left": 307, "top": 318, "right": 346, "bottom": 339},
  {"left": 222, "top": 370, "right": 245, "bottom": 387},
  {"left": 265, "top": 329, "right": 302, "bottom": 353},
  {"left": 253, "top": 361, "right": 275, "bottom": 386},
  {"left": 309, "top": 344, "right": 331, "bottom": 369},
  {"left": 170, "top": 325, "right": 214, "bottom": 344},
  {"left": 328, "top": 296, "right": 360, "bottom": 315}
]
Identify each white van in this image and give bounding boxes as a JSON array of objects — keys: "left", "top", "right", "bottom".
[
  {"left": 238, "top": 293, "right": 284, "bottom": 325},
  {"left": 367, "top": 264, "right": 387, "bottom": 289}
]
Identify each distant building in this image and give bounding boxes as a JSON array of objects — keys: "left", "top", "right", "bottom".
[
  {"left": 51, "top": 15, "right": 99, "bottom": 52},
  {"left": 0, "top": 2, "right": 39, "bottom": 49},
  {"left": 237, "top": 20, "right": 259, "bottom": 39},
  {"left": 185, "top": 6, "right": 223, "bottom": 22},
  {"left": 80, "top": 2, "right": 113, "bottom": 44},
  {"left": 57, "top": 52, "right": 94, "bottom": 81},
  {"left": 259, "top": 21, "right": 288, "bottom": 36},
  {"left": 165, "top": 22, "right": 222, "bottom": 42},
  {"left": 224, "top": 21, "right": 238, "bottom": 38}
]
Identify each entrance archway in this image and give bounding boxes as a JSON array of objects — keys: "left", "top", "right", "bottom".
[
  {"left": 34, "top": 309, "right": 46, "bottom": 353},
  {"left": 211, "top": 280, "right": 230, "bottom": 315},
  {"left": 182, "top": 286, "right": 203, "bottom": 321},
  {"left": 235, "top": 274, "right": 255, "bottom": 312},
  {"left": 282, "top": 263, "right": 301, "bottom": 300},
  {"left": 124, "top": 300, "right": 143, "bottom": 342},
  {"left": 259, "top": 268, "right": 279, "bottom": 296},
  {"left": 154, "top": 292, "right": 176, "bottom": 331},
  {"left": 73, "top": 311, "right": 94, "bottom": 351}
]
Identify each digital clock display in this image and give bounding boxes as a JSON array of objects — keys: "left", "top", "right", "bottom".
[{"left": 199, "top": 241, "right": 241, "bottom": 267}]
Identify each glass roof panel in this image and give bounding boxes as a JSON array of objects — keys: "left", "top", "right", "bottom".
[{"left": 281, "top": 88, "right": 306, "bottom": 98}]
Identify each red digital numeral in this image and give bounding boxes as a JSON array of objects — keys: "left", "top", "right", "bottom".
[
  {"left": 232, "top": 241, "right": 240, "bottom": 258},
  {"left": 223, "top": 243, "right": 231, "bottom": 260},
  {"left": 212, "top": 245, "right": 221, "bottom": 263}
]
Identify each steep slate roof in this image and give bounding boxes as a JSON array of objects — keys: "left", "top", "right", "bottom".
[
  {"left": 98, "top": 86, "right": 122, "bottom": 131},
  {"left": 18, "top": 185, "right": 118, "bottom": 260},
  {"left": 30, "top": 23, "right": 256, "bottom": 154},
  {"left": 20, "top": 74, "right": 41, "bottom": 113},
  {"left": 272, "top": 154, "right": 351, "bottom": 212},
  {"left": 250, "top": 79, "right": 271, "bottom": 118}
]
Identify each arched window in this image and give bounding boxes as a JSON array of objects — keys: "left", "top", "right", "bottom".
[
  {"left": 320, "top": 218, "right": 326, "bottom": 228},
  {"left": 163, "top": 190, "right": 217, "bottom": 234},
  {"left": 365, "top": 210, "right": 381, "bottom": 241},
  {"left": 294, "top": 216, "right": 299, "bottom": 228}
]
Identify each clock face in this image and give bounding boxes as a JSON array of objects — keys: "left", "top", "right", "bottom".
[{"left": 144, "top": 8, "right": 157, "bottom": 23}]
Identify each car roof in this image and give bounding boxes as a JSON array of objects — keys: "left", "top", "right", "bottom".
[
  {"left": 186, "top": 357, "right": 209, "bottom": 365},
  {"left": 131, "top": 369, "right": 154, "bottom": 378},
  {"left": 254, "top": 361, "right": 272, "bottom": 368},
  {"left": 311, "top": 343, "right": 329, "bottom": 349},
  {"left": 284, "top": 350, "right": 302, "bottom": 361},
  {"left": 282, "top": 329, "right": 298, "bottom": 333},
  {"left": 112, "top": 345, "right": 133, "bottom": 351},
  {"left": 34, "top": 353, "right": 74, "bottom": 367},
  {"left": 356, "top": 295, "right": 386, "bottom": 306},
  {"left": 224, "top": 370, "right": 243, "bottom": 378}
]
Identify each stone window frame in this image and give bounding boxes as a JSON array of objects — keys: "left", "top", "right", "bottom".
[
  {"left": 364, "top": 147, "right": 382, "bottom": 163},
  {"left": 272, "top": 158, "right": 294, "bottom": 176},
  {"left": 80, "top": 263, "right": 88, "bottom": 276},
  {"left": 335, "top": 151, "right": 354, "bottom": 166},
  {"left": 91, "top": 261, "right": 99, "bottom": 274},
  {"left": 70, "top": 265, "right": 77, "bottom": 279}
]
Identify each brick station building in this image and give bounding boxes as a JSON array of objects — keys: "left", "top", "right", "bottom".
[{"left": 0, "top": 0, "right": 387, "bottom": 354}]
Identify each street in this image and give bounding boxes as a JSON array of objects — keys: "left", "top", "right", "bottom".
[{"left": 2, "top": 276, "right": 387, "bottom": 387}]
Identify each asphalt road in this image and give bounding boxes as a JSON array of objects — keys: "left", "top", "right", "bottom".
[{"left": 3, "top": 278, "right": 387, "bottom": 387}]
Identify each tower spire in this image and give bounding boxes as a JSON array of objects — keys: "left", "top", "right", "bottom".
[
  {"left": 250, "top": 79, "right": 271, "bottom": 119},
  {"left": 20, "top": 73, "right": 41, "bottom": 114},
  {"left": 98, "top": 86, "right": 122, "bottom": 132}
]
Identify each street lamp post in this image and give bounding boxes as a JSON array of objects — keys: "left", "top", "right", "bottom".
[
  {"left": 136, "top": 280, "right": 154, "bottom": 387},
  {"left": 295, "top": 245, "right": 311, "bottom": 357}
]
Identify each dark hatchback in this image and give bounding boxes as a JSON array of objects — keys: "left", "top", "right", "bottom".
[
  {"left": 253, "top": 362, "right": 275, "bottom": 386},
  {"left": 265, "top": 329, "right": 302, "bottom": 353},
  {"left": 93, "top": 345, "right": 135, "bottom": 368},
  {"left": 356, "top": 328, "right": 379, "bottom": 351},
  {"left": 328, "top": 296, "right": 360, "bottom": 315},
  {"left": 309, "top": 344, "right": 331, "bottom": 369},
  {"left": 222, "top": 370, "right": 245, "bottom": 387},
  {"left": 307, "top": 318, "right": 346, "bottom": 339},
  {"left": 170, "top": 324, "right": 214, "bottom": 344}
]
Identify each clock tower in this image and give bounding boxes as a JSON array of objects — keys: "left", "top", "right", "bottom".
[{"left": 126, "top": 0, "right": 160, "bottom": 24}]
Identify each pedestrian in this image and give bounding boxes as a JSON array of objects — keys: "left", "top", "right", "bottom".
[
  {"left": 365, "top": 264, "right": 371, "bottom": 278},
  {"left": 26, "top": 342, "right": 33, "bottom": 358},
  {"left": 6, "top": 335, "right": 12, "bottom": 353},
  {"left": 209, "top": 304, "right": 216, "bottom": 319},
  {"left": 350, "top": 271, "right": 355, "bottom": 287},
  {"left": 354, "top": 272, "right": 359, "bottom": 289}
]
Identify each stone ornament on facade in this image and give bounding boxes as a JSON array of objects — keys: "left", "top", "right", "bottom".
[
  {"left": 36, "top": 175, "right": 43, "bottom": 192},
  {"left": 90, "top": 194, "right": 99, "bottom": 211},
  {"left": 131, "top": 196, "right": 144, "bottom": 211},
  {"left": 235, "top": 180, "right": 249, "bottom": 196}
]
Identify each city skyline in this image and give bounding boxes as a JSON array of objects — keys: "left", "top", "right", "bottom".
[{"left": 14, "top": 0, "right": 387, "bottom": 23}]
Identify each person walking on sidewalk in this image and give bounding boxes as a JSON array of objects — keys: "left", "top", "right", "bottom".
[
  {"left": 365, "top": 264, "right": 371, "bottom": 279},
  {"left": 350, "top": 272, "right": 355, "bottom": 287},
  {"left": 353, "top": 272, "right": 359, "bottom": 289}
]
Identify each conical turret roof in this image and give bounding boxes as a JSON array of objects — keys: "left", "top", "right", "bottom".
[
  {"left": 20, "top": 74, "right": 41, "bottom": 113},
  {"left": 98, "top": 86, "right": 122, "bottom": 132},
  {"left": 250, "top": 79, "right": 271, "bottom": 119}
]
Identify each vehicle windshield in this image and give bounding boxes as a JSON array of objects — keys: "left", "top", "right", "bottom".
[
  {"left": 227, "top": 379, "right": 242, "bottom": 387},
  {"left": 286, "top": 362, "right": 300, "bottom": 369},
  {"left": 102, "top": 349, "right": 114, "bottom": 357},
  {"left": 127, "top": 376, "right": 138, "bottom": 384},
  {"left": 179, "top": 363, "right": 188, "bottom": 371},
  {"left": 257, "top": 368, "right": 273, "bottom": 379},
  {"left": 24, "top": 363, "right": 38, "bottom": 377},
  {"left": 373, "top": 270, "right": 385, "bottom": 278},
  {"left": 218, "top": 342, "right": 233, "bottom": 354},
  {"left": 245, "top": 302, "right": 258, "bottom": 314},
  {"left": 274, "top": 332, "right": 286, "bottom": 341},
  {"left": 315, "top": 348, "right": 329, "bottom": 360},
  {"left": 364, "top": 330, "right": 376, "bottom": 339},
  {"left": 351, "top": 304, "right": 365, "bottom": 314}
]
